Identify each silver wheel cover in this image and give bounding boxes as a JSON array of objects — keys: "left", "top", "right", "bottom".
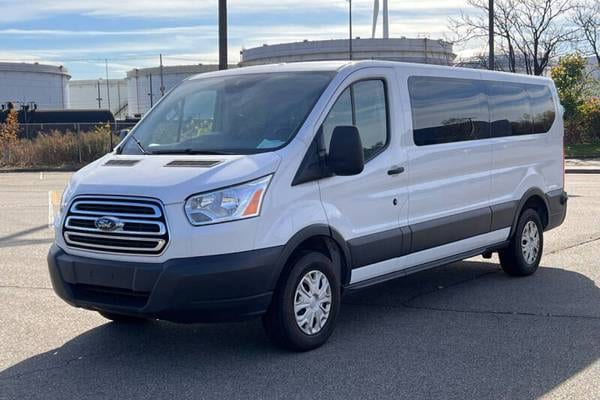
[
  {"left": 521, "top": 220, "right": 540, "bottom": 264},
  {"left": 294, "top": 270, "right": 332, "bottom": 335}
]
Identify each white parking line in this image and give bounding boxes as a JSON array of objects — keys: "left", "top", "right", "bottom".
[{"left": 48, "top": 190, "right": 60, "bottom": 228}]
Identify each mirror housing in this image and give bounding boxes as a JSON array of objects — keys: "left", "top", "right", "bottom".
[{"left": 327, "top": 126, "right": 364, "bottom": 176}]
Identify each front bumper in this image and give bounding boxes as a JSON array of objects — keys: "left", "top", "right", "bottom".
[{"left": 48, "top": 244, "right": 284, "bottom": 323}]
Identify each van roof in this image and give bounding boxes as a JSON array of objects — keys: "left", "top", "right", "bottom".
[{"left": 187, "top": 60, "right": 553, "bottom": 84}]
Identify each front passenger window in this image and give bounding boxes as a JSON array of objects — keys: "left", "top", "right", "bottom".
[{"left": 321, "top": 79, "right": 389, "bottom": 162}]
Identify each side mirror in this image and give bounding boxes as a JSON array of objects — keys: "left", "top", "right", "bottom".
[
  {"left": 118, "top": 129, "right": 130, "bottom": 141},
  {"left": 327, "top": 126, "right": 364, "bottom": 176}
]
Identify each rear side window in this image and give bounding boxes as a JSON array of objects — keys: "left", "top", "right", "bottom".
[
  {"left": 321, "top": 79, "right": 389, "bottom": 161},
  {"left": 408, "top": 76, "right": 489, "bottom": 146},
  {"left": 487, "top": 83, "right": 532, "bottom": 136},
  {"left": 528, "top": 85, "right": 556, "bottom": 133}
]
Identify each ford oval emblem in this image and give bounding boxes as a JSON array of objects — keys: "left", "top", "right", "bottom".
[{"left": 95, "top": 216, "right": 124, "bottom": 232}]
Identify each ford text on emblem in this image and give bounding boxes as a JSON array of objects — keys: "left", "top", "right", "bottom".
[{"left": 95, "top": 216, "right": 124, "bottom": 232}]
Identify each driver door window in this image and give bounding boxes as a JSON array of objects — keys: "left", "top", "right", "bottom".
[{"left": 321, "top": 79, "right": 388, "bottom": 162}]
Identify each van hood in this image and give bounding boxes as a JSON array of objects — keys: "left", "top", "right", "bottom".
[{"left": 69, "top": 152, "right": 282, "bottom": 205}]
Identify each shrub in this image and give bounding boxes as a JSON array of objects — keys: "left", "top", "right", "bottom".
[
  {"left": 578, "top": 97, "right": 600, "bottom": 143},
  {"left": 0, "top": 127, "right": 118, "bottom": 168},
  {"left": 0, "top": 109, "right": 19, "bottom": 144}
]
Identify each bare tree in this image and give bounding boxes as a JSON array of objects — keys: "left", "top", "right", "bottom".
[
  {"left": 450, "top": 0, "right": 579, "bottom": 75},
  {"left": 573, "top": 0, "right": 600, "bottom": 66}
]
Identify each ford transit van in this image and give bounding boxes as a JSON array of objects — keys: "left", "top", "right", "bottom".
[{"left": 48, "top": 61, "right": 567, "bottom": 350}]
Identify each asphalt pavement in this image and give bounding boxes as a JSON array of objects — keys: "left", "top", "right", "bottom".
[{"left": 0, "top": 172, "right": 598, "bottom": 400}]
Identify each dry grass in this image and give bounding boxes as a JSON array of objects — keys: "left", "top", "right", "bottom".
[{"left": 0, "top": 127, "right": 118, "bottom": 169}]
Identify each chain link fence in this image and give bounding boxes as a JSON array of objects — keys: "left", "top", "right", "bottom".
[{"left": 1, "top": 121, "right": 139, "bottom": 169}]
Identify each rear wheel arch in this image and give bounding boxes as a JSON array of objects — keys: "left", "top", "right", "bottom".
[{"left": 511, "top": 189, "right": 550, "bottom": 237}]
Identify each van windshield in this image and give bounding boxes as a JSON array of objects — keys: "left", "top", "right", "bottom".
[{"left": 120, "top": 71, "right": 334, "bottom": 155}]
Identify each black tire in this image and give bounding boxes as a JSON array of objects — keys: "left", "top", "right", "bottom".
[
  {"left": 99, "top": 311, "right": 147, "bottom": 323},
  {"left": 499, "top": 208, "right": 544, "bottom": 276},
  {"left": 263, "top": 251, "right": 341, "bottom": 351}
]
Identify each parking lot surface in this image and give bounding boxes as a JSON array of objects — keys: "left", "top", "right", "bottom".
[{"left": 0, "top": 173, "right": 598, "bottom": 400}]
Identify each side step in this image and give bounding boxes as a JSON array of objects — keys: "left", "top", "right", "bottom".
[{"left": 346, "top": 241, "right": 508, "bottom": 291}]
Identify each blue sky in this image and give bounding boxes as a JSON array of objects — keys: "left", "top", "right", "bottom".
[{"left": 0, "top": 0, "right": 474, "bottom": 80}]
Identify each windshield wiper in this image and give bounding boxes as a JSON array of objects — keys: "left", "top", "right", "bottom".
[
  {"left": 150, "top": 148, "right": 233, "bottom": 155},
  {"left": 131, "top": 135, "right": 151, "bottom": 155}
]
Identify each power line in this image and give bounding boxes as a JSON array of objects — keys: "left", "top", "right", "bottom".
[{"left": 0, "top": 54, "right": 219, "bottom": 63}]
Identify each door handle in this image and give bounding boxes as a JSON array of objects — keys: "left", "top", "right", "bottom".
[{"left": 387, "top": 166, "right": 405, "bottom": 176}]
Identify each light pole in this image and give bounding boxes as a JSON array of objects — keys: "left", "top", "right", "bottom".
[
  {"left": 219, "top": 0, "right": 228, "bottom": 70},
  {"left": 489, "top": 0, "right": 495, "bottom": 70},
  {"left": 348, "top": 0, "right": 353, "bottom": 60}
]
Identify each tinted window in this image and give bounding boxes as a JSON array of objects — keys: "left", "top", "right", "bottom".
[
  {"left": 487, "top": 83, "right": 532, "bottom": 137},
  {"left": 409, "top": 77, "right": 489, "bottom": 146},
  {"left": 321, "top": 80, "right": 388, "bottom": 161},
  {"left": 528, "top": 85, "right": 556, "bottom": 133}
]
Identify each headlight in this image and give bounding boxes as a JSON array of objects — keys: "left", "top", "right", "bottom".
[
  {"left": 184, "top": 175, "right": 272, "bottom": 226},
  {"left": 60, "top": 181, "right": 74, "bottom": 214},
  {"left": 54, "top": 181, "right": 74, "bottom": 230}
]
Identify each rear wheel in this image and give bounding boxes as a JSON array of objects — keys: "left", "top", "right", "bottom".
[
  {"left": 499, "top": 208, "right": 544, "bottom": 276},
  {"left": 99, "top": 311, "right": 147, "bottom": 323},
  {"left": 263, "top": 251, "right": 341, "bottom": 351}
]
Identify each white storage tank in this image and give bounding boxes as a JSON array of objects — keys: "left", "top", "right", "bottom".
[
  {"left": 0, "top": 62, "right": 70, "bottom": 110},
  {"left": 126, "top": 64, "right": 224, "bottom": 117},
  {"left": 240, "top": 38, "right": 456, "bottom": 67},
  {"left": 69, "top": 79, "right": 128, "bottom": 119}
]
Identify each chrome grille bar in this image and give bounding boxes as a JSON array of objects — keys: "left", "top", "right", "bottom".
[
  {"left": 71, "top": 200, "right": 161, "bottom": 218},
  {"left": 65, "top": 216, "right": 166, "bottom": 236},
  {"left": 64, "top": 232, "right": 166, "bottom": 252}
]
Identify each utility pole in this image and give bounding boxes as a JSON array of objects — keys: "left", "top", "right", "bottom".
[
  {"left": 159, "top": 54, "right": 165, "bottom": 97},
  {"left": 219, "top": 0, "right": 228, "bottom": 70},
  {"left": 105, "top": 59, "right": 111, "bottom": 111},
  {"left": 96, "top": 80, "right": 102, "bottom": 109},
  {"left": 382, "top": 0, "right": 389, "bottom": 39},
  {"left": 348, "top": 0, "right": 353, "bottom": 60},
  {"left": 489, "top": 0, "right": 495, "bottom": 70}
]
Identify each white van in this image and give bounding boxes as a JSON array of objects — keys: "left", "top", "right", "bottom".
[{"left": 49, "top": 61, "right": 567, "bottom": 350}]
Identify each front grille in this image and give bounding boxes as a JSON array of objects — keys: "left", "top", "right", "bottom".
[{"left": 63, "top": 196, "right": 169, "bottom": 255}]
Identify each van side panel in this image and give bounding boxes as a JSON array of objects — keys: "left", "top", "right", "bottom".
[
  {"left": 404, "top": 70, "right": 493, "bottom": 227},
  {"left": 349, "top": 68, "right": 565, "bottom": 286},
  {"left": 485, "top": 77, "right": 563, "bottom": 211}
]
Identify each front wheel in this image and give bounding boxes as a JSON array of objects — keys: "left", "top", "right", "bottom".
[
  {"left": 499, "top": 208, "right": 544, "bottom": 276},
  {"left": 263, "top": 251, "right": 341, "bottom": 351}
]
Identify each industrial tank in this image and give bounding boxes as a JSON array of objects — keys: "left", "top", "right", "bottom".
[
  {"left": 240, "top": 38, "right": 456, "bottom": 67},
  {"left": 0, "top": 62, "right": 70, "bottom": 110},
  {"left": 126, "top": 64, "right": 223, "bottom": 117}
]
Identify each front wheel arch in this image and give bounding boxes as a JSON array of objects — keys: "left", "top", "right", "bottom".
[{"left": 270, "top": 225, "right": 351, "bottom": 292}]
